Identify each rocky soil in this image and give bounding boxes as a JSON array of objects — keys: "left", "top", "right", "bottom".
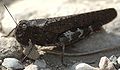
[{"left": 1, "top": 0, "right": 120, "bottom": 70}]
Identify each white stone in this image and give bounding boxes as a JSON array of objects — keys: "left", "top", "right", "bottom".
[
  {"left": 0, "top": 32, "right": 23, "bottom": 59},
  {"left": 24, "top": 64, "right": 38, "bottom": 70},
  {"left": 99, "top": 56, "right": 116, "bottom": 70},
  {"left": 71, "top": 63, "right": 99, "bottom": 70},
  {"left": 2, "top": 58, "right": 24, "bottom": 69},
  {"left": 109, "top": 55, "right": 118, "bottom": 65}
]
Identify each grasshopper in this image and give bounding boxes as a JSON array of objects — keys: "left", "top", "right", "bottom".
[{"left": 1, "top": 0, "right": 117, "bottom": 65}]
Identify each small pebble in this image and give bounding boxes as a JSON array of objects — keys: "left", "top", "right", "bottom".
[
  {"left": 109, "top": 55, "right": 118, "bottom": 65},
  {"left": 99, "top": 56, "right": 116, "bottom": 70},
  {"left": 109, "top": 55, "right": 120, "bottom": 69},
  {"left": 71, "top": 63, "right": 98, "bottom": 70},
  {"left": 24, "top": 64, "right": 38, "bottom": 70},
  {"left": 2, "top": 58, "right": 24, "bottom": 70}
]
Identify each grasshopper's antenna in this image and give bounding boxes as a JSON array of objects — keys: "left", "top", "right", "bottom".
[
  {"left": 1, "top": 0, "right": 18, "bottom": 26},
  {"left": 1, "top": 0, "right": 18, "bottom": 37}
]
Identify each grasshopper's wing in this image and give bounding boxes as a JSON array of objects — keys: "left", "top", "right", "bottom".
[{"left": 44, "top": 8, "right": 117, "bottom": 33}]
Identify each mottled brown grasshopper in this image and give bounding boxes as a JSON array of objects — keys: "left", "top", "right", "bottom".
[{"left": 15, "top": 8, "right": 117, "bottom": 46}]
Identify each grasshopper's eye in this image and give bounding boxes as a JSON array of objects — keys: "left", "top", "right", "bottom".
[
  {"left": 22, "top": 24, "right": 27, "bottom": 29},
  {"left": 19, "top": 20, "right": 28, "bottom": 29}
]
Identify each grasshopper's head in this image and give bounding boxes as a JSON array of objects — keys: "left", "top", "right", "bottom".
[
  {"left": 16, "top": 20, "right": 29, "bottom": 31},
  {"left": 15, "top": 20, "right": 30, "bottom": 45}
]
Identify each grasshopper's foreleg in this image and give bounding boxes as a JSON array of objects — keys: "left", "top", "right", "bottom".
[
  {"left": 21, "top": 39, "right": 34, "bottom": 62},
  {"left": 2, "top": 28, "right": 16, "bottom": 37}
]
